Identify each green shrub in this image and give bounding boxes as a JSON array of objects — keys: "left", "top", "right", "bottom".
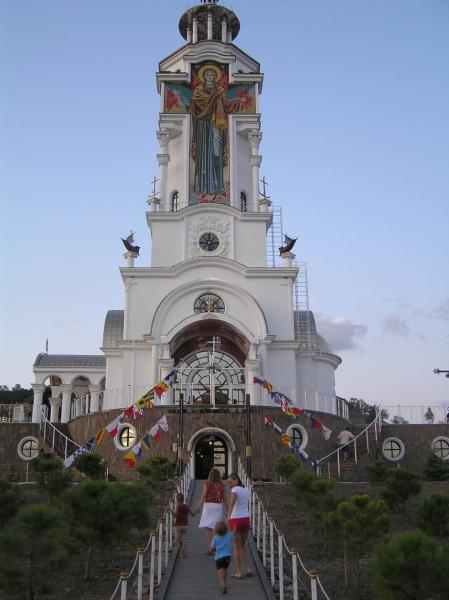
[
  {"left": 0, "top": 476, "right": 24, "bottom": 528},
  {"left": 73, "top": 452, "right": 106, "bottom": 480},
  {"left": 30, "top": 451, "right": 72, "bottom": 501},
  {"left": 381, "top": 468, "right": 420, "bottom": 512},
  {"left": 423, "top": 453, "right": 449, "bottom": 481},
  {"left": 369, "top": 531, "right": 449, "bottom": 600},
  {"left": 0, "top": 504, "right": 70, "bottom": 598},
  {"left": 137, "top": 456, "right": 174, "bottom": 482},
  {"left": 367, "top": 460, "right": 389, "bottom": 483},
  {"left": 415, "top": 493, "right": 449, "bottom": 538},
  {"left": 273, "top": 454, "right": 299, "bottom": 482}
]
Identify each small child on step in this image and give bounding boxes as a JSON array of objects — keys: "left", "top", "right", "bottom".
[
  {"left": 168, "top": 493, "right": 194, "bottom": 558},
  {"left": 209, "top": 520, "right": 234, "bottom": 594}
]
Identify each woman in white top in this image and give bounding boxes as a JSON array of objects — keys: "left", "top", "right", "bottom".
[{"left": 227, "top": 473, "right": 252, "bottom": 578}]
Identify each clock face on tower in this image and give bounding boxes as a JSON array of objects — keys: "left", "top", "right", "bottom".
[{"left": 199, "top": 232, "right": 220, "bottom": 252}]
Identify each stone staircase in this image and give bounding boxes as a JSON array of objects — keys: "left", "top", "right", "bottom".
[{"left": 322, "top": 424, "right": 380, "bottom": 481}]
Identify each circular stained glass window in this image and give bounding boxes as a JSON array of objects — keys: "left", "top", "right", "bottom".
[
  {"left": 194, "top": 294, "right": 225, "bottom": 314},
  {"left": 114, "top": 424, "right": 136, "bottom": 451}
]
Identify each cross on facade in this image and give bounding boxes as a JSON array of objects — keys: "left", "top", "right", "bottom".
[
  {"left": 149, "top": 175, "right": 159, "bottom": 198},
  {"left": 260, "top": 175, "right": 270, "bottom": 199}
]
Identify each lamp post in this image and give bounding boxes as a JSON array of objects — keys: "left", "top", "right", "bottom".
[{"left": 245, "top": 393, "right": 252, "bottom": 479}]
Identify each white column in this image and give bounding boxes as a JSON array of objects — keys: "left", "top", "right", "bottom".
[
  {"left": 245, "top": 359, "right": 261, "bottom": 405},
  {"left": 31, "top": 383, "right": 46, "bottom": 423},
  {"left": 123, "top": 250, "right": 138, "bottom": 267},
  {"left": 49, "top": 397, "right": 61, "bottom": 422},
  {"left": 207, "top": 11, "right": 213, "bottom": 40},
  {"left": 192, "top": 17, "right": 198, "bottom": 43},
  {"left": 156, "top": 128, "right": 170, "bottom": 211},
  {"left": 187, "top": 27, "right": 192, "bottom": 43},
  {"left": 89, "top": 384, "right": 102, "bottom": 413},
  {"left": 281, "top": 251, "right": 295, "bottom": 267},
  {"left": 49, "top": 385, "right": 61, "bottom": 422},
  {"left": 160, "top": 360, "right": 175, "bottom": 406},
  {"left": 221, "top": 18, "right": 227, "bottom": 42},
  {"left": 60, "top": 385, "right": 73, "bottom": 423},
  {"left": 248, "top": 130, "right": 262, "bottom": 211}
]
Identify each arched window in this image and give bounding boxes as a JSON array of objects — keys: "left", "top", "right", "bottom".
[
  {"left": 240, "top": 191, "right": 247, "bottom": 212},
  {"left": 171, "top": 191, "right": 179, "bottom": 212}
]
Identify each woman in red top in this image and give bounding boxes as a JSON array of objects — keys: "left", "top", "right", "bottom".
[{"left": 195, "top": 468, "right": 228, "bottom": 551}]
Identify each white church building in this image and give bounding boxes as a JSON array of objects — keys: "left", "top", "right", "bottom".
[{"left": 31, "top": 0, "right": 342, "bottom": 427}]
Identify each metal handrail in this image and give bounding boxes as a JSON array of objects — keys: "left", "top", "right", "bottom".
[
  {"left": 315, "top": 408, "right": 382, "bottom": 476},
  {"left": 238, "top": 457, "right": 330, "bottom": 600},
  {"left": 39, "top": 405, "right": 82, "bottom": 459}
]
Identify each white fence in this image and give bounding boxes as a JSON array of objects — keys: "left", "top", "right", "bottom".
[
  {"left": 384, "top": 405, "right": 448, "bottom": 425},
  {"left": 238, "top": 458, "right": 330, "bottom": 600},
  {"left": 0, "top": 403, "right": 33, "bottom": 422}
]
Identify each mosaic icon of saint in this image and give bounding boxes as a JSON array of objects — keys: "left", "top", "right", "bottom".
[{"left": 189, "top": 64, "right": 245, "bottom": 199}]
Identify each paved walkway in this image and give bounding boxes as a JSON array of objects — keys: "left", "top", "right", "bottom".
[{"left": 164, "top": 480, "right": 268, "bottom": 599}]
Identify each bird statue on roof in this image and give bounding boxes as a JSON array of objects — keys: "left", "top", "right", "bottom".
[
  {"left": 279, "top": 234, "right": 297, "bottom": 255},
  {"left": 121, "top": 231, "right": 140, "bottom": 255}
]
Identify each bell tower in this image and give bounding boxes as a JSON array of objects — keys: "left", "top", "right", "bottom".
[{"left": 147, "top": 0, "right": 269, "bottom": 268}]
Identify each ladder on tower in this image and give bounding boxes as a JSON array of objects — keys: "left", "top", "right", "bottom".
[
  {"left": 293, "top": 261, "right": 314, "bottom": 355},
  {"left": 266, "top": 204, "right": 283, "bottom": 268}
]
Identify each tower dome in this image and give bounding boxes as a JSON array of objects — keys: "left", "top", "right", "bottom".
[{"left": 179, "top": 1, "right": 240, "bottom": 43}]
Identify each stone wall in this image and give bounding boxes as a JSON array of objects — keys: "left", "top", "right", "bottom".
[
  {"left": 67, "top": 406, "right": 349, "bottom": 480},
  {"left": 0, "top": 423, "right": 41, "bottom": 481},
  {"left": 380, "top": 424, "right": 449, "bottom": 476}
]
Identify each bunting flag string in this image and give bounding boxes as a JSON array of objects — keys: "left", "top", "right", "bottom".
[
  {"left": 263, "top": 415, "right": 318, "bottom": 470},
  {"left": 63, "top": 436, "right": 97, "bottom": 469},
  {"left": 254, "top": 376, "right": 332, "bottom": 440},
  {"left": 122, "top": 415, "right": 170, "bottom": 469},
  {"left": 62, "top": 370, "right": 177, "bottom": 470}
]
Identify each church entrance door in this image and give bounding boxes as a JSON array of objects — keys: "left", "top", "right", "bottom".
[{"left": 194, "top": 434, "right": 228, "bottom": 479}]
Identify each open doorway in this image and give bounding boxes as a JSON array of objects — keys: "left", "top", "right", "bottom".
[{"left": 194, "top": 433, "right": 228, "bottom": 479}]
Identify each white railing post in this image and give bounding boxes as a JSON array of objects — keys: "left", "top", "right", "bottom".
[
  {"left": 256, "top": 497, "right": 261, "bottom": 550},
  {"left": 169, "top": 502, "right": 173, "bottom": 549},
  {"left": 64, "top": 436, "right": 68, "bottom": 459},
  {"left": 269, "top": 519, "right": 275, "bottom": 586},
  {"left": 120, "top": 572, "right": 128, "bottom": 600},
  {"left": 278, "top": 530, "right": 284, "bottom": 600},
  {"left": 337, "top": 449, "right": 341, "bottom": 477},
  {"left": 164, "top": 511, "right": 169, "bottom": 568},
  {"left": 354, "top": 438, "right": 358, "bottom": 464},
  {"left": 52, "top": 427, "right": 55, "bottom": 451},
  {"left": 262, "top": 511, "right": 267, "bottom": 567},
  {"left": 374, "top": 416, "right": 378, "bottom": 441},
  {"left": 149, "top": 532, "right": 156, "bottom": 600},
  {"left": 310, "top": 570, "right": 318, "bottom": 600},
  {"left": 291, "top": 550, "right": 299, "bottom": 600},
  {"left": 137, "top": 548, "right": 144, "bottom": 600},
  {"left": 158, "top": 520, "right": 163, "bottom": 584},
  {"left": 366, "top": 428, "right": 370, "bottom": 452},
  {"left": 252, "top": 491, "right": 256, "bottom": 534}
]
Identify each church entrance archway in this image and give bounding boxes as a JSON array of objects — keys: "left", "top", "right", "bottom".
[
  {"left": 194, "top": 433, "right": 228, "bottom": 479},
  {"left": 188, "top": 427, "right": 235, "bottom": 479}
]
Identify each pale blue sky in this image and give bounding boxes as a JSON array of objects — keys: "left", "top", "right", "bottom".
[{"left": 1, "top": 1, "right": 448, "bottom": 410}]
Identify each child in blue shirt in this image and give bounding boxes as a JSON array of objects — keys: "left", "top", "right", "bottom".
[{"left": 209, "top": 521, "right": 234, "bottom": 595}]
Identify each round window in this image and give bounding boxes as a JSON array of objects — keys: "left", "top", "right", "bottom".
[
  {"left": 286, "top": 424, "right": 308, "bottom": 451},
  {"left": 382, "top": 437, "right": 405, "bottom": 462},
  {"left": 17, "top": 436, "right": 39, "bottom": 461},
  {"left": 194, "top": 293, "right": 225, "bottom": 314},
  {"left": 199, "top": 232, "right": 220, "bottom": 252},
  {"left": 431, "top": 437, "right": 449, "bottom": 461},
  {"left": 114, "top": 424, "right": 137, "bottom": 451}
]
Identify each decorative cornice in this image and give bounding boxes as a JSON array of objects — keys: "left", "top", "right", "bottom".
[{"left": 120, "top": 257, "right": 298, "bottom": 281}]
